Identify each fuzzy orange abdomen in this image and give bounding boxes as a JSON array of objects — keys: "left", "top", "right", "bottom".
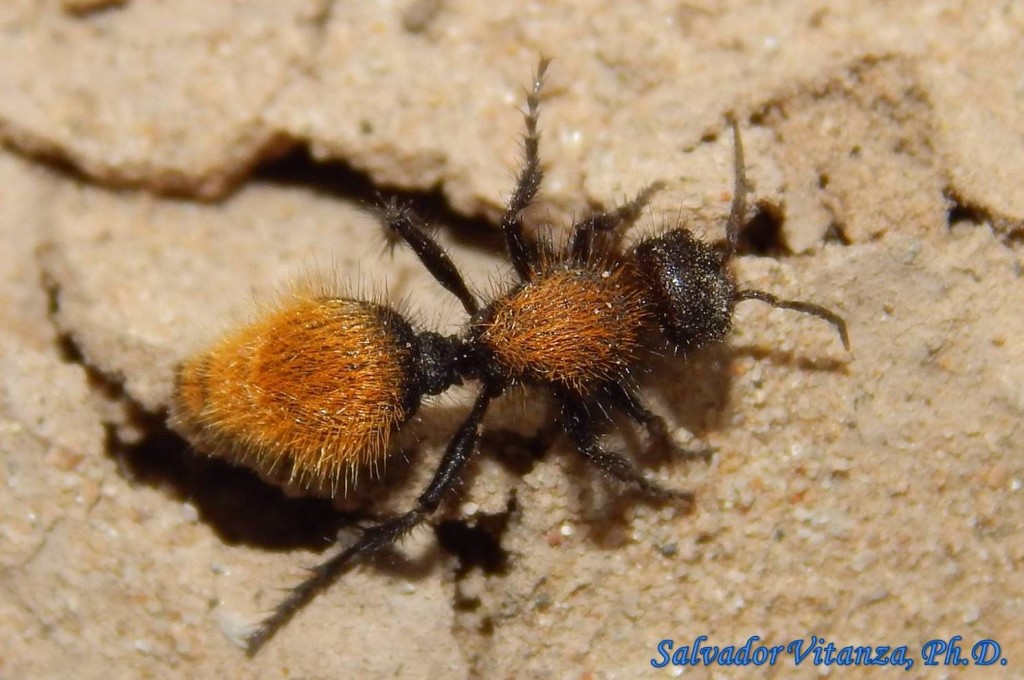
[
  {"left": 174, "top": 295, "right": 418, "bottom": 492},
  {"left": 476, "top": 265, "right": 651, "bottom": 391}
]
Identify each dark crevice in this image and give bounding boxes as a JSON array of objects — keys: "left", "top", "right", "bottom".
[
  {"left": 20, "top": 133, "right": 504, "bottom": 248},
  {"left": 44, "top": 277, "right": 134, "bottom": 405},
  {"left": 254, "top": 145, "right": 504, "bottom": 255},
  {"left": 54, "top": 332, "right": 84, "bottom": 365},
  {"left": 737, "top": 200, "right": 788, "bottom": 256},
  {"left": 945, "top": 188, "right": 991, "bottom": 228},
  {"left": 44, "top": 276, "right": 84, "bottom": 365},
  {"left": 2, "top": 132, "right": 292, "bottom": 202},
  {"left": 943, "top": 187, "right": 1024, "bottom": 242}
]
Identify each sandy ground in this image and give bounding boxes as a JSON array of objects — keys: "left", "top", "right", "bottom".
[{"left": 1, "top": 1, "right": 1022, "bottom": 678}]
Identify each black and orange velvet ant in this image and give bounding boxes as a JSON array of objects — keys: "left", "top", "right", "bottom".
[{"left": 172, "top": 59, "right": 848, "bottom": 655}]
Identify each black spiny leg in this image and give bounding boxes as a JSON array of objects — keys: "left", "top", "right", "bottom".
[
  {"left": 376, "top": 197, "right": 480, "bottom": 315},
  {"left": 245, "top": 388, "right": 495, "bottom": 656},
  {"left": 559, "top": 395, "right": 693, "bottom": 505},
  {"left": 601, "top": 382, "right": 715, "bottom": 462},
  {"left": 501, "top": 58, "right": 550, "bottom": 281},
  {"left": 569, "top": 181, "right": 666, "bottom": 263}
]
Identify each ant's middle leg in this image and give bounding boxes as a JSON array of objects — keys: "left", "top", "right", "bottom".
[
  {"left": 559, "top": 394, "right": 693, "bottom": 505},
  {"left": 569, "top": 181, "right": 666, "bottom": 263},
  {"left": 601, "top": 381, "right": 714, "bottom": 463}
]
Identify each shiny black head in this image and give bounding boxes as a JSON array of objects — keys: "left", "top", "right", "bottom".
[{"left": 633, "top": 229, "right": 736, "bottom": 351}]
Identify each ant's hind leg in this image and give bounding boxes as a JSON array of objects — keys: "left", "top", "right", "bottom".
[
  {"left": 501, "top": 58, "right": 550, "bottom": 281},
  {"left": 569, "top": 181, "right": 666, "bottom": 263},
  {"left": 560, "top": 395, "right": 693, "bottom": 505},
  {"left": 375, "top": 197, "right": 480, "bottom": 315},
  {"left": 244, "top": 388, "right": 495, "bottom": 656}
]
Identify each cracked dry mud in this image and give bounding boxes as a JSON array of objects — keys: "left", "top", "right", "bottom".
[{"left": 1, "top": 2, "right": 1022, "bottom": 679}]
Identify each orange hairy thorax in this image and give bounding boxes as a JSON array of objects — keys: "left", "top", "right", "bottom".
[
  {"left": 477, "top": 264, "right": 651, "bottom": 391},
  {"left": 173, "top": 293, "right": 416, "bottom": 492}
]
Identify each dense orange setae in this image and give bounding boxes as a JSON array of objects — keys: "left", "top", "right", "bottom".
[
  {"left": 477, "top": 263, "right": 651, "bottom": 392},
  {"left": 173, "top": 288, "right": 416, "bottom": 493}
]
